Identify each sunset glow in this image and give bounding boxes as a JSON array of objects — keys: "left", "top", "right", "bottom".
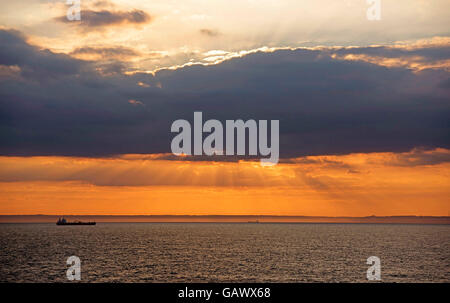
[{"left": 1, "top": 148, "right": 448, "bottom": 216}]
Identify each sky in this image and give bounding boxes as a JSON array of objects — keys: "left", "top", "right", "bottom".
[{"left": 0, "top": 0, "right": 449, "bottom": 216}]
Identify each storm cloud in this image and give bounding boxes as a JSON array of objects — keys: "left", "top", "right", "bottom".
[
  {"left": 56, "top": 9, "right": 151, "bottom": 30},
  {"left": 0, "top": 29, "right": 449, "bottom": 158}
]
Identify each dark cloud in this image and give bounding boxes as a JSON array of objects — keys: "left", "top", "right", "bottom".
[
  {"left": 199, "top": 29, "right": 220, "bottom": 37},
  {"left": 91, "top": 0, "right": 117, "bottom": 9},
  {"left": 386, "top": 148, "right": 450, "bottom": 167},
  {"left": 331, "top": 45, "right": 450, "bottom": 62},
  {"left": 56, "top": 9, "right": 151, "bottom": 29},
  {"left": 0, "top": 29, "right": 449, "bottom": 159},
  {"left": 70, "top": 46, "right": 140, "bottom": 59},
  {"left": 0, "top": 29, "right": 87, "bottom": 80}
]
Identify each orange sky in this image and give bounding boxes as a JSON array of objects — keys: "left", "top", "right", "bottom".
[
  {"left": 0, "top": 148, "right": 448, "bottom": 216},
  {"left": 1, "top": 1, "right": 449, "bottom": 219}
]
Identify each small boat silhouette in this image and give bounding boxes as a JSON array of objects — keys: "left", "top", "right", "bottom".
[{"left": 56, "top": 217, "right": 96, "bottom": 226}]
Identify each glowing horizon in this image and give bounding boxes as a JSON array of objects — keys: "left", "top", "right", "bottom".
[{"left": 1, "top": 148, "right": 448, "bottom": 216}]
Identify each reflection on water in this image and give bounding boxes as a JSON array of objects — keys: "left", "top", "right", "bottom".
[{"left": 0, "top": 223, "right": 448, "bottom": 282}]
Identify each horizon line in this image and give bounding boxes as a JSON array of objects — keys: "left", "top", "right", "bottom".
[
  {"left": 1, "top": 214, "right": 449, "bottom": 218},
  {"left": 1, "top": 214, "right": 449, "bottom": 224}
]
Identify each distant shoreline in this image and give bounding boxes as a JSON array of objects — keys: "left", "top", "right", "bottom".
[{"left": 0, "top": 215, "right": 449, "bottom": 224}]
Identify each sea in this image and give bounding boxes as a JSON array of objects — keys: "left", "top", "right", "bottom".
[{"left": 0, "top": 223, "right": 448, "bottom": 282}]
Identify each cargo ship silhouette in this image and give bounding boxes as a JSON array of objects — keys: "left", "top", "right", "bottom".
[{"left": 56, "top": 217, "right": 96, "bottom": 226}]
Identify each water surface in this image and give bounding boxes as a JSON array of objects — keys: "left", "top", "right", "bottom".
[{"left": 0, "top": 223, "right": 448, "bottom": 282}]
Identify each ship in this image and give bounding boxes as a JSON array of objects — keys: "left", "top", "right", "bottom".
[{"left": 56, "top": 217, "right": 96, "bottom": 226}]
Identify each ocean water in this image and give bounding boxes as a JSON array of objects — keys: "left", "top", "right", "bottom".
[{"left": 0, "top": 223, "right": 448, "bottom": 282}]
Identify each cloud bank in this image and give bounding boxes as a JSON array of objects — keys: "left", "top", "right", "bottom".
[
  {"left": 56, "top": 8, "right": 151, "bottom": 31},
  {"left": 0, "top": 29, "right": 449, "bottom": 159}
]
